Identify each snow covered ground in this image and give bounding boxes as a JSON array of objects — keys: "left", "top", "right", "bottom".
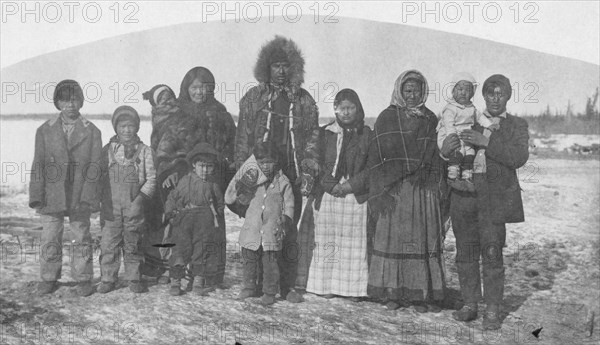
[{"left": 1, "top": 157, "right": 599, "bottom": 344}]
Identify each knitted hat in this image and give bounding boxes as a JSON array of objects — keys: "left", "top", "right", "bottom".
[
  {"left": 111, "top": 105, "right": 140, "bottom": 131},
  {"left": 482, "top": 74, "right": 512, "bottom": 100},
  {"left": 53, "top": 79, "right": 84, "bottom": 110},
  {"left": 142, "top": 84, "right": 175, "bottom": 106},
  {"left": 186, "top": 142, "right": 219, "bottom": 165}
]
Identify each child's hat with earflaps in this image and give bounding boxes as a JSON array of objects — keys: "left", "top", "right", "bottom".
[{"left": 187, "top": 143, "right": 219, "bottom": 165}]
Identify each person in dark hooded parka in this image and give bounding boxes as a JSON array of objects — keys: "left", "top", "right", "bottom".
[{"left": 235, "top": 36, "right": 320, "bottom": 303}]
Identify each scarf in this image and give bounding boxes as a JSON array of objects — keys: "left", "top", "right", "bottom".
[
  {"left": 109, "top": 134, "right": 141, "bottom": 160},
  {"left": 473, "top": 110, "right": 504, "bottom": 174},
  {"left": 60, "top": 112, "right": 79, "bottom": 139}
]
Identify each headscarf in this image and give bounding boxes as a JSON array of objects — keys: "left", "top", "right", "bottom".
[
  {"left": 178, "top": 67, "right": 216, "bottom": 102},
  {"left": 331, "top": 88, "right": 365, "bottom": 179},
  {"left": 334, "top": 88, "right": 365, "bottom": 131},
  {"left": 482, "top": 74, "right": 512, "bottom": 100},
  {"left": 390, "top": 70, "right": 429, "bottom": 117}
]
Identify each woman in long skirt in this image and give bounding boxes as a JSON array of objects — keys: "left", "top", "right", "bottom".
[
  {"left": 306, "top": 89, "right": 371, "bottom": 299},
  {"left": 366, "top": 70, "right": 447, "bottom": 312}
]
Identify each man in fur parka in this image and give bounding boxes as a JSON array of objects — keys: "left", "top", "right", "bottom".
[{"left": 235, "top": 36, "right": 320, "bottom": 303}]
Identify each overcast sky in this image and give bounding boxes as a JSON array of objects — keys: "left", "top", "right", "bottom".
[{"left": 1, "top": 1, "right": 599, "bottom": 69}]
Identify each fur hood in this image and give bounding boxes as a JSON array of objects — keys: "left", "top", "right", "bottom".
[{"left": 254, "top": 36, "right": 305, "bottom": 86}]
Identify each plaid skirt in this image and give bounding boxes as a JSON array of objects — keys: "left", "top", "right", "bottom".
[
  {"left": 306, "top": 192, "right": 369, "bottom": 296},
  {"left": 367, "top": 179, "right": 445, "bottom": 302}
]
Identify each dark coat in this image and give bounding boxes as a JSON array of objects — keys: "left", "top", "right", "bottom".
[
  {"left": 29, "top": 116, "right": 102, "bottom": 214},
  {"left": 235, "top": 84, "right": 320, "bottom": 176},
  {"left": 315, "top": 122, "right": 371, "bottom": 208},
  {"left": 474, "top": 113, "right": 529, "bottom": 223}
]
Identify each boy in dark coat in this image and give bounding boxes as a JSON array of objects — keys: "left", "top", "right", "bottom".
[
  {"left": 164, "top": 143, "right": 225, "bottom": 296},
  {"left": 98, "top": 106, "right": 156, "bottom": 294},
  {"left": 442, "top": 74, "right": 529, "bottom": 330},
  {"left": 29, "top": 79, "right": 102, "bottom": 296}
]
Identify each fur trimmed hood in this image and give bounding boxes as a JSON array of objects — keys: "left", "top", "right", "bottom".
[{"left": 254, "top": 36, "right": 305, "bottom": 86}]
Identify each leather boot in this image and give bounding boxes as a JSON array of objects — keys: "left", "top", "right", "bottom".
[{"left": 452, "top": 303, "right": 478, "bottom": 322}]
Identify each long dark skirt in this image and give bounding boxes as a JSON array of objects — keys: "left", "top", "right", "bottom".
[{"left": 368, "top": 179, "right": 445, "bottom": 302}]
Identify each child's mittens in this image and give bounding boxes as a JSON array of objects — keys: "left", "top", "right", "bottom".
[
  {"left": 275, "top": 215, "right": 292, "bottom": 242},
  {"left": 236, "top": 167, "right": 259, "bottom": 205}
]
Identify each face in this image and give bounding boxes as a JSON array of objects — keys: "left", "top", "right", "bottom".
[
  {"left": 453, "top": 81, "right": 474, "bottom": 105},
  {"left": 401, "top": 80, "right": 422, "bottom": 108},
  {"left": 269, "top": 62, "right": 290, "bottom": 86},
  {"left": 58, "top": 96, "right": 83, "bottom": 119},
  {"left": 335, "top": 100, "right": 359, "bottom": 126},
  {"left": 188, "top": 78, "right": 211, "bottom": 104},
  {"left": 193, "top": 160, "right": 215, "bottom": 180},
  {"left": 157, "top": 90, "right": 174, "bottom": 105},
  {"left": 257, "top": 160, "right": 276, "bottom": 180},
  {"left": 116, "top": 119, "right": 137, "bottom": 143},
  {"left": 484, "top": 86, "right": 509, "bottom": 116}
]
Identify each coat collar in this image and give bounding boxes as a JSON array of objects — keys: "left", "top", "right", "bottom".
[{"left": 67, "top": 118, "right": 90, "bottom": 150}]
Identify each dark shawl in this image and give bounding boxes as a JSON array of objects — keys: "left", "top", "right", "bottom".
[{"left": 367, "top": 71, "right": 445, "bottom": 216}]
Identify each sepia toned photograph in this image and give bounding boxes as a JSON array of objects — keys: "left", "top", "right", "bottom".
[{"left": 0, "top": 1, "right": 598, "bottom": 344}]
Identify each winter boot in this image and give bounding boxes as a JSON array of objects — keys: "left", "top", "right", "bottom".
[
  {"left": 169, "top": 278, "right": 182, "bottom": 296},
  {"left": 452, "top": 303, "right": 478, "bottom": 322},
  {"left": 97, "top": 282, "right": 115, "bottom": 294},
  {"left": 37, "top": 281, "right": 57, "bottom": 295},
  {"left": 77, "top": 281, "right": 94, "bottom": 297},
  {"left": 483, "top": 304, "right": 502, "bottom": 330},
  {"left": 260, "top": 294, "right": 276, "bottom": 306}
]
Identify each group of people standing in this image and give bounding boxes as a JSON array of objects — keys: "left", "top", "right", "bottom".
[{"left": 29, "top": 35, "right": 529, "bottom": 331}]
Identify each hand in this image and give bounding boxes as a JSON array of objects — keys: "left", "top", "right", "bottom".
[
  {"left": 331, "top": 184, "right": 344, "bottom": 198},
  {"left": 488, "top": 123, "right": 500, "bottom": 131},
  {"left": 440, "top": 133, "right": 461, "bottom": 158},
  {"left": 128, "top": 195, "right": 144, "bottom": 216},
  {"left": 460, "top": 129, "right": 489, "bottom": 147},
  {"left": 300, "top": 173, "right": 314, "bottom": 196},
  {"left": 162, "top": 173, "right": 178, "bottom": 189},
  {"left": 340, "top": 182, "right": 352, "bottom": 195},
  {"left": 275, "top": 215, "right": 292, "bottom": 242}
]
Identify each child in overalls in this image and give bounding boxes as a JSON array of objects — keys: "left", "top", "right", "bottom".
[
  {"left": 98, "top": 106, "right": 156, "bottom": 293},
  {"left": 164, "top": 143, "right": 225, "bottom": 296}
]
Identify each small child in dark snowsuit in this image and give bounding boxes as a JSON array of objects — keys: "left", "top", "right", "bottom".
[{"left": 164, "top": 143, "right": 225, "bottom": 296}]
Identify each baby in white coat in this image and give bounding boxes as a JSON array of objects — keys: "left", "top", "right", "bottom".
[{"left": 437, "top": 72, "right": 500, "bottom": 181}]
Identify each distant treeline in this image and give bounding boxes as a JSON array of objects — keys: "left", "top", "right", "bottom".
[
  {"left": 2, "top": 113, "right": 598, "bottom": 137},
  {"left": 0, "top": 113, "right": 243, "bottom": 123},
  {"left": 522, "top": 114, "right": 600, "bottom": 136}
]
